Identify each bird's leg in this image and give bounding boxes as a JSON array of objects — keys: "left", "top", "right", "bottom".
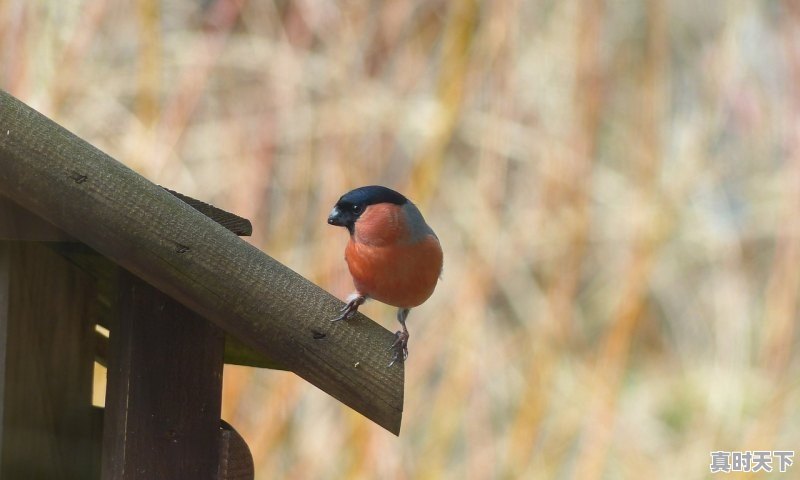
[
  {"left": 388, "top": 308, "right": 410, "bottom": 367},
  {"left": 330, "top": 293, "right": 366, "bottom": 322}
]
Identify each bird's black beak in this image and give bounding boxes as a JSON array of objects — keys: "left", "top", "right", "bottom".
[
  {"left": 327, "top": 206, "right": 346, "bottom": 226},
  {"left": 328, "top": 206, "right": 356, "bottom": 234}
]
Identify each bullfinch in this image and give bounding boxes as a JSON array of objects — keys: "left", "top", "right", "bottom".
[{"left": 327, "top": 185, "right": 443, "bottom": 366}]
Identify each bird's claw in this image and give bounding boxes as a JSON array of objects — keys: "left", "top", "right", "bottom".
[
  {"left": 331, "top": 311, "right": 352, "bottom": 322},
  {"left": 330, "top": 306, "right": 355, "bottom": 322},
  {"left": 330, "top": 295, "right": 365, "bottom": 322},
  {"left": 387, "top": 330, "right": 409, "bottom": 367}
]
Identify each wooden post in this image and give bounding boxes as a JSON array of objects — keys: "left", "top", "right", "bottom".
[
  {"left": 0, "top": 242, "right": 96, "bottom": 478},
  {"left": 102, "top": 271, "right": 225, "bottom": 479}
]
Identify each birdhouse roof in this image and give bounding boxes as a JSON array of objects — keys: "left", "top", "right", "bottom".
[{"left": 0, "top": 90, "right": 403, "bottom": 434}]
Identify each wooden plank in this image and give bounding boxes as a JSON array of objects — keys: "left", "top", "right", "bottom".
[
  {"left": 0, "top": 242, "right": 96, "bottom": 478},
  {"left": 0, "top": 244, "right": 8, "bottom": 467},
  {"left": 218, "top": 420, "right": 254, "bottom": 480},
  {"left": 94, "top": 317, "right": 287, "bottom": 371},
  {"left": 0, "top": 196, "right": 74, "bottom": 241},
  {"left": 0, "top": 89, "right": 403, "bottom": 434},
  {"left": 101, "top": 270, "right": 225, "bottom": 479},
  {"left": 162, "top": 188, "right": 252, "bottom": 237},
  {"left": 50, "top": 244, "right": 284, "bottom": 371},
  {"left": 1, "top": 185, "right": 248, "bottom": 243},
  {"left": 1, "top": 186, "right": 247, "bottom": 241}
]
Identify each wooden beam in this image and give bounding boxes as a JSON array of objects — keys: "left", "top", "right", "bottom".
[
  {"left": 0, "top": 89, "right": 403, "bottom": 434},
  {"left": 51, "top": 239, "right": 286, "bottom": 370},
  {"left": 102, "top": 270, "right": 225, "bottom": 479},
  {"left": 0, "top": 242, "right": 96, "bottom": 478},
  {"left": 162, "top": 188, "right": 252, "bottom": 237},
  {"left": 1, "top": 188, "right": 249, "bottom": 241}
]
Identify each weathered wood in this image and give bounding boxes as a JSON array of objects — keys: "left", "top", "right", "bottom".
[
  {"left": 92, "top": 406, "right": 104, "bottom": 479},
  {"left": 163, "top": 188, "right": 252, "bottom": 237},
  {"left": 50, "top": 242, "right": 285, "bottom": 371},
  {"left": 0, "top": 90, "right": 403, "bottom": 434},
  {"left": 0, "top": 196, "right": 74, "bottom": 241},
  {"left": 2, "top": 188, "right": 249, "bottom": 241},
  {"left": 102, "top": 271, "right": 225, "bottom": 479},
  {"left": 94, "top": 313, "right": 286, "bottom": 371},
  {"left": 218, "top": 420, "right": 254, "bottom": 480},
  {"left": 0, "top": 242, "right": 96, "bottom": 478},
  {"left": 2, "top": 137, "right": 273, "bottom": 372},
  {"left": 95, "top": 411, "right": 255, "bottom": 480}
]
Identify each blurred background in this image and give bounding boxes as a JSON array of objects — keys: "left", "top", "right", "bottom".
[{"left": 3, "top": 0, "right": 800, "bottom": 478}]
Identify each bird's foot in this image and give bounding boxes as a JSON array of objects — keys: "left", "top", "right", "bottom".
[
  {"left": 330, "top": 294, "right": 365, "bottom": 322},
  {"left": 388, "top": 330, "right": 409, "bottom": 367}
]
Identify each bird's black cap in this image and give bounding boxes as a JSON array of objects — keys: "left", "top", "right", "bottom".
[
  {"left": 338, "top": 185, "right": 408, "bottom": 207},
  {"left": 328, "top": 185, "right": 408, "bottom": 233}
]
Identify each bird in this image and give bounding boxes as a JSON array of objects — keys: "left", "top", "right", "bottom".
[{"left": 327, "top": 185, "right": 443, "bottom": 366}]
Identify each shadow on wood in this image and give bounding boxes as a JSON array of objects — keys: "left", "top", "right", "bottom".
[
  {"left": 0, "top": 242, "right": 96, "bottom": 478},
  {"left": 101, "top": 270, "right": 225, "bottom": 479}
]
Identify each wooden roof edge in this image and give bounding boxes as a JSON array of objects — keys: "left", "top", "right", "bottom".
[
  {"left": 162, "top": 187, "right": 252, "bottom": 237},
  {"left": 0, "top": 198, "right": 285, "bottom": 371},
  {"left": 1, "top": 188, "right": 249, "bottom": 239},
  {"left": 0, "top": 89, "right": 403, "bottom": 435}
]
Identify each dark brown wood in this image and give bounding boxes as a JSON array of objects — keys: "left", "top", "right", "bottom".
[
  {"left": 0, "top": 196, "right": 74, "bottom": 241},
  {"left": 218, "top": 420, "right": 254, "bottom": 480},
  {"left": 0, "top": 242, "right": 96, "bottom": 478},
  {"left": 53, "top": 243, "right": 286, "bottom": 371},
  {"left": 92, "top": 406, "right": 104, "bottom": 479},
  {"left": 0, "top": 89, "right": 403, "bottom": 434},
  {"left": 93, "top": 307, "right": 286, "bottom": 371},
  {"left": 102, "top": 270, "right": 225, "bottom": 479},
  {"left": 163, "top": 188, "right": 252, "bottom": 237}
]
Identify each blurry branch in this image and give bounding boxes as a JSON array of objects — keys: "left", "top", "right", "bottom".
[
  {"left": 408, "top": 0, "right": 478, "bottom": 206},
  {"left": 543, "top": 0, "right": 607, "bottom": 343},
  {"left": 573, "top": 1, "right": 669, "bottom": 478},
  {"left": 743, "top": 4, "right": 800, "bottom": 459},
  {"left": 0, "top": 5, "right": 25, "bottom": 93},
  {"left": 50, "top": 0, "right": 110, "bottom": 113},
  {"left": 409, "top": 4, "right": 480, "bottom": 470},
  {"left": 508, "top": 0, "right": 609, "bottom": 474},
  {"left": 760, "top": 7, "right": 800, "bottom": 377},
  {"left": 145, "top": 0, "right": 246, "bottom": 173},
  {"left": 136, "top": 0, "right": 162, "bottom": 128}
]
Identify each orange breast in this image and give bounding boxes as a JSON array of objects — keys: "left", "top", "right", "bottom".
[{"left": 345, "top": 234, "right": 443, "bottom": 308}]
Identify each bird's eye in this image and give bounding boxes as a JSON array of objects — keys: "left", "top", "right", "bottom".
[{"left": 351, "top": 204, "right": 363, "bottom": 214}]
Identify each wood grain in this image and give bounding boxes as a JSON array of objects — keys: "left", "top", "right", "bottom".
[
  {"left": 0, "top": 89, "right": 403, "bottom": 434},
  {"left": 0, "top": 242, "right": 96, "bottom": 478},
  {"left": 218, "top": 420, "right": 254, "bottom": 480},
  {"left": 49, "top": 229, "right": 286, "bottom": 370},
  {"left": 101, "top": 271, "right": 225, "bottom": 479},
  {"left": 162, "top": 188, "right": 252, "bottom": 237},
  {"left": 0, "top": 196, "right": 74, "bottom": 242}
]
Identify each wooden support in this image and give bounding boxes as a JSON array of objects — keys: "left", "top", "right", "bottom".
[
  {"left": 218, "top": 420, "right": 254, "bottom": 480},
  {"left": 0, "top": 242, "right": 96, "bottom": 478},
  {"left": 102, "top": 270, "right": 225, "bottom": 479},
  {"left": 0, "top": 89, "right": 404, "bottom": 434},
  {"left": 0, "top": 197, "right": 280, "bottom": 372}
]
